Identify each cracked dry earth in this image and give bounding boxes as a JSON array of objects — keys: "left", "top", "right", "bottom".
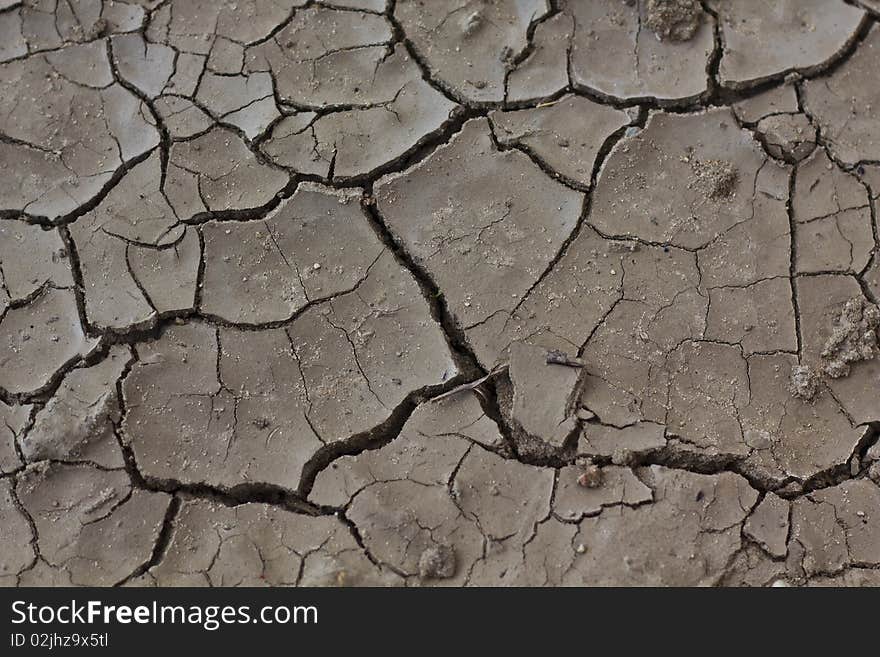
[{"left": 3, "top": 1, "right": 880, "bottom": 590}]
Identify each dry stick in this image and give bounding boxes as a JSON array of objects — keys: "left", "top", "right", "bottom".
[
  {"left": 431, "top": 364, "right": 509, "bottom": 403},
  {"left": 545, "top": 350, "right": 585, "bottom": 368}
]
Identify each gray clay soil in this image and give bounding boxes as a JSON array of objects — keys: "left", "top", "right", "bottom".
[{"left": 2, "top": 0, "right": 880, "bottom": 587}]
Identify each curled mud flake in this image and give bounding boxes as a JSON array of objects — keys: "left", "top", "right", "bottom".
[
  {"left": 645, "top": 0, "right": 702, "bottom": 42},
  {"left": 820, "top": 297, "right": 880, "bottom": 380},
  {"left": 789, "top": 365, "right": 821, "bottom": 401},
  {"left": 418, "top": 545, "right": 457, "bottom": 580},
  {"left": 690, "top": 158, "right": 739, "bottom": 201}
]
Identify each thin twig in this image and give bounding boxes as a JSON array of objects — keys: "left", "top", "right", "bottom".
[
  {"left": 431, "top": 364, "right": 508, "bottom": 402},
  {"left": 545, "top": 349, "right": 585, "bottom": 368}
]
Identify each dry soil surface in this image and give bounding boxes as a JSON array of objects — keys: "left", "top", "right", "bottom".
[{"left": 2, "top": 0, "right": 880, "bottom": 587}]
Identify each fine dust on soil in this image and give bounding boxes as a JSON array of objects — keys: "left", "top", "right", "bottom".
[
  {"left": 1, "top": 0, "right": 880, "bottom": 588},
  {"left": 645, "top": 0, "right": 703, "bottom": 42}
]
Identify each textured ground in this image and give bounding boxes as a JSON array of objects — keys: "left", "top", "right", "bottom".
[{"left": 1, "top": 0, "right": 880, "bottom": 587}]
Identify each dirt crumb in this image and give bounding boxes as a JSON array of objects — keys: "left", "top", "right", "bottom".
[
  {"left": 821, "top": 297, "right": 880, "bottom": 379},
  {"left": 691, "top": 158, "right": 739, "bottom": 199},
  {"left": 645, "top": 0, "right": 702, "bottom": 42},
  {"left": 789, "top": 365, "right": 820, "bottom": 401},
  {"left": 418, "top": 545, "right": 457, "bottom": 580},
  {"left": 577, "top": 464, "right": 604, "bottom": 489}
]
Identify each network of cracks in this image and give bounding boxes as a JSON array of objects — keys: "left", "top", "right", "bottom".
[{"left": 2, "top": 0, "right": 880, "bottom": 586}]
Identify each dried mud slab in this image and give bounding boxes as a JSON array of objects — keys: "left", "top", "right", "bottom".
[
  {"left": 0, "top": 287, "right": 98, "bottom": 396},
  {"left": 732, "top": 85, "right": 801, "bottom": 125},
  {"left": 789, "top": 481, "right": 880, "bottom": 578},
  {"left": 2, "top": 0, "right": 880, "bottom": 589},
  {"left": 126, "top": 228, "right": 200, "bottom": 316},
  {"left": 0, "top": 221, "right": 98, "bottom": 395},
  {"left": 590, "top": 108, "right": 783, "bottom": 250},
  {"left": 469, "top": 465, "right": 757, "bottom": 586},
  {"left": 261, "top": 45, "right": 457, "bottom": 181},
  {"left": 796, "top": 276, "right": 880, "bottom": 426},
  {"left": 505, "top": 11, "right": 572, "bottom": 104},
  {"left": 148, "top": 0, "right": 303, "bottom": 56},
  {"left": 710, "top": 0, "right": 866, "bottom": 90},
  {"left": 165, "top": 127, "right": 288, "bottom": 219},
  {"left": 792, "top": 150, "right": 874, "bottom": 274},
  {"left": 490, "top": 95, "right": 631, "bottom": 188},
  {"left": 311, "top": 398, "right": 766, "bottom": 587},
  {"left": 319, "top": 411, "right": 556, "bottom": 585},
  {"left": 744, "top": 492, "right": 789, "bottom": 558},
  {"left": 802, "top": 25, "right": 880, "bottom": 165},
  {"left": 578, "top": 422, "right": 667, "bottom": 462},
  {"left": 0, "top": 400, "right": 29, "bottom": 475},
  {"left": 565, "top": 0, "right": 714, "bottom": 103},
  {"left": 15, "top": 463, "right": 171, "bottom": 586},
  {"left": 553, "top": 464, "right": 652, "bottom": 521},
  {"left": 0, "top": 41, "right": 158, "bottom": 221},
  {"left": 140, "top": 499, "right": 399, "bottom": 587},
  {"left": 123, "top": 251, "right": 458, "bottom": 491},
  {"left": 2, "top": 1, "right": 148, "bottom": 59},
  {"left": 394, "top": 0, "right": 549, "bottom": 104},
  {"left": 20, "top": 345, "right": 130, "bottom": 468},
  {"left": 246, "top": 5, "right": 395, "bottom": 107},
  {"left": 152, "top": 96, "right": 213, "bottom": 140},
  {"left": 199, "top": 184, "right": 384, "bottom": 325},
  {"left": 310, "top": 395, "right": 503, "bottom": 508},
  {"left": 0, "top": 222, "right": 72, "bottom": 307},
  {"left": 0, "top": 479, "right": 35, "bottom": 586},
  {"left": 375, "top": 117, "right": 583, "bottom": 367},
  {"left": 506, "top": 341, "right": 581, "bottom": 448},
  {"left": 194, "top": 71, "right": 279, "bottom": 140},
  {"left": 566, "top": 108, "right": 873, "bottom": 484},
  {"left": 68, "top": 150, "right": 188, "bottom": 330}
]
